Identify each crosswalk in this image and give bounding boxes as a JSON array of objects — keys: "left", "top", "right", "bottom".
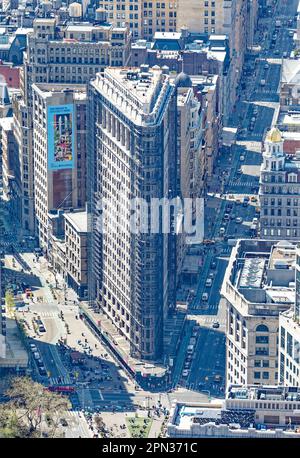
[
  {"left": 220, "top": 247, "right": 232, "bottom": 256},
  {"left": 228, "top": 180, "right": 257, "bottom": 187},
  {"left": 49, "top": 376, "right": 72, "bottom": 386},
  {"left": 33, "top": 311, "right": 59, "bottom": 318}
]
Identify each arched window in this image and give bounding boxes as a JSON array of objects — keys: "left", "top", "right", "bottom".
[{"left": 256, "top": 324, "right": 269, "bottom": 333}]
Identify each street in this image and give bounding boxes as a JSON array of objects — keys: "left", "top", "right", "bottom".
[{"left": 173, "top": 0, "right": 299, "bottom": 400}]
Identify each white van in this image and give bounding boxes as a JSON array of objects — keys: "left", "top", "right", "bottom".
[{"left": 187, "top": 345, "right": 194, "bottom": 354}]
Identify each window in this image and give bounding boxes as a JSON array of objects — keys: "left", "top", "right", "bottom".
[
  {"left": 254, "top": 372, "right": 260, "bottom": 379},
  {"left": 256, "top": 324, "right": 269, "bottom": 333},
  {"left": 256, "top": 335, "right": 269, "bottom": 344}
]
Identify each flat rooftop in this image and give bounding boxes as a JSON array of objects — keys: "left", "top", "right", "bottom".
[
  {"left": 228, "top": 240, "right": 297, "bottom": 306},
  {"left": 105, "top": 66, "right": 163, "bottom": 108},
  {"left": 64, "top": 210, "right": 87, "bottom": 233},
  {"left": 32, "top": 83, "right": 86, "bottom": 101},
  {"left": 228, "top": 384, "right": 300, "bottom": 401}
]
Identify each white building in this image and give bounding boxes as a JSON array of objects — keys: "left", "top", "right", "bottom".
[
  {"left": 222, "top": 239, "right": 296, "bottom": 388},
  {"left": 278, "top": 244, "right": 300, "bottom": 386},
  {"left": 259, "top": 127, "right": 300, "bottom": 240}
]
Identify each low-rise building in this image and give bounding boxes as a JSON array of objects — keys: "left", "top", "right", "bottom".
[
  {"left": 167, "top": 385, "right": 300, "bottom": 437},
  {"left": 64, "top": 210, "right": 88, "bottom": 299}
]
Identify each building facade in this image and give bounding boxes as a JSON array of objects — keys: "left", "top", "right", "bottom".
[
  {"left": 32, "top": 83, "right": 87, "bottom": 251},
  {"left": 64, "top": 210, "right": 88, "bottom": 299},
  {"left": 278, "top": 244, "right": 300, "bottom": 387},
  {"left": 222, "top": 239, "right": 296, "bottom": 388},
  {"left": 12, "top": 14, "right": 131, "bottom": 234},
  {"left": 89, "top": 65, "right": 177, "bottom": 361},
  {"left": 97, "top": 1, "right": 177, "bottom": 40},
  {"left": 259, "top": 127, "right": 300, "bottom": 240}
]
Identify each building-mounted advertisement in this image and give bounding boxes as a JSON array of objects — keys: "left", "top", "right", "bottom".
[{"left": 47, "top": 104, "right": 75, "bottom": 170}]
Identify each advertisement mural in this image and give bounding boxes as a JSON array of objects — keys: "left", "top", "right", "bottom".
[{"left": 47, "top": 104, "right": 75, "bottom": 170}]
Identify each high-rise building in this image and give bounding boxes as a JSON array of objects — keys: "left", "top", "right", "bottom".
[
  {"left": 89, "top": 65, "right": 177, "bottom": 361},
  {"left": 176, "top": 0, "right": 248, "bottom": 110},
  {"left": 259, "top": 127, "right": 300, "bottom": 240},
  {"left": 97, "top": 1, "right": 177, "bottom": 40},
  {"left": 12, "top": 14, "right": 131, "bottom": 234},
  {"left": 31, "top": 83, "right": 87, "bottom": 253},
  {"left": 222, "top": 239, "right": 296, "bottom": 388}
]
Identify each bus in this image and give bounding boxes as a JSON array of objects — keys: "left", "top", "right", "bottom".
[{"left": 47, "top": 386, "right": 75, "bottom": 393}]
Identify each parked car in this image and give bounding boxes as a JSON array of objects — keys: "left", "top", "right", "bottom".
[
  {"left": 202, "top": 293, "right": 209, "bottom": 302},
  {"left": 212, "top": 321, "right": 220, "bottom": 329},
  {"left": 182, "top": 369, "right": 190, "bottom": 378},
  {"left": 235, "top": 217, "right": 243, "bottom": 224}
]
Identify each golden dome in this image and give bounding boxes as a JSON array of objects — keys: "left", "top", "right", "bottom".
[{"left": 266, "top": 127, "right": 282, "bottom": 143}]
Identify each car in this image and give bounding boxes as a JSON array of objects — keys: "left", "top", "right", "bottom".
[
  {"left": 283, "top": 52, "right": 288, "bottom": 58},
  {"left": 237, "top": 168, "right": 243, "bottom": 175},
  {"left": 203, "top": 239, "right": 215, "bottom": 245},
  {"left": 223, "top": 213, "right": 230, "bottom": 221},
  {"left": 274, "top": 50, "right": 280, "bottom": 55},
  {"left": 39, "top": 366, "right": 47, "bottom": 376},
  {"left": 208, "top": 272, "right": 214, "bottom": 279},
  {"left": 260, "top": 79, "right": 266, "bottom": 86},
  {"left": 210, "top": 260, "right": 217, "bottom": 269},
  {"left": 205, "top": 278, "right": 213, "bottom": 287},
  {"left": 252, "top": 217, "right": 258, "bottom": 225},
  {"left": 239, "top": 155, "right": 245, "bottom": 161},
  {"left": 182, "top": 369, "right": 190, "bottom": 377},
  {"left": 30, "top": 344, "right": 38, "bottom": 352},
  {"left": 212, "top": 321, "right": 220, "bottom": 329},
  {"left": 202, "top": 293, "right": 209, "bottom": 302},
  {"left": 264, "top": 63, "right": 269, "bottom": 70},
  {"left": 184, "top": 361, "right": 191, "bottom": 369},
  {"left": 219, "top": 227, "right": 226, "bottom": 236},
  {"left": 60, "top": 418, "right": 68, "bottom": 427},
  {"left": 251, "top": 196, "right": 257, "bottom": 202},
  {"left": 289, "top": 30, "right": 294, "bottom": 37},
  {"left": 235, "top": 217, "right": 243, "bottom": 224}
]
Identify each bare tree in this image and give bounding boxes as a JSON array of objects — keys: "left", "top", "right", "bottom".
[{"left": 1, "top": 377, "right": 71, "bottom": 437}]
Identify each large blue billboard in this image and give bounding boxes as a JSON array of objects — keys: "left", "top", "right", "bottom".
[{"left": 47, "top": 104, "right": 75, "bottom": 170}]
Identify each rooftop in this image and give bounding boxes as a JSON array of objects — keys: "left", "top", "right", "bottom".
[
  {"left": 64, "top": 210, "right": 87, "bottom": 233},
  {"left": 228, "top": 384, "right": 300, "bottom": 401},
  {"left": 224, "top": 240, "right": 297, "bottom": 311}
]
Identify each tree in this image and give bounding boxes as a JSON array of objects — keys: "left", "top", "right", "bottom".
[{"left": 0, "top": 376, "right": 71, "bottom": 438}]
